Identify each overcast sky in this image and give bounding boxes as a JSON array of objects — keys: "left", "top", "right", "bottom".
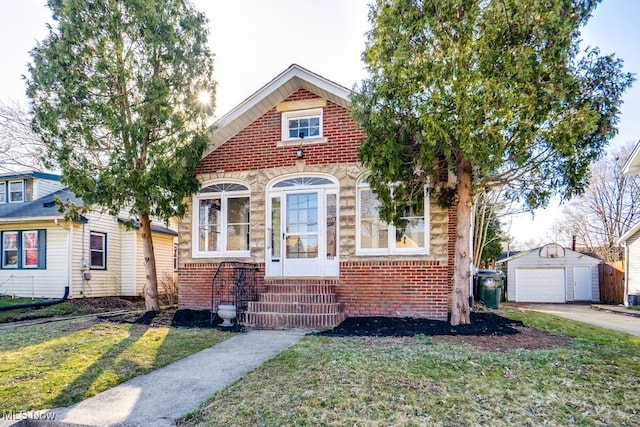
[{"left": 0, "top": 0, "right": 638, "bottom": 245}]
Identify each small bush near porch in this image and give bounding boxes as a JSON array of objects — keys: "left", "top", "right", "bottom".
[{"left": 180, "top": 308, "right": 640, "bottom": 426}]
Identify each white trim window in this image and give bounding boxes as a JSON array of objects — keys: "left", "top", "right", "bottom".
[
  {"left": 281, "top": 108, "right": 323, "bottom": 141},
  {"left": 356, "top": 178, "right": 429, "bottom": 255},
  {"left": 0, "top": 182, "right": 6, "bottom": 203},
  {"left": 193, "top": 182, "right": 250, "bottom": 258},
  {"left": 8, "top": 180, "right": 24, "bottom": 203},
  {"left": 90, "top": 232, "right": 107, "bottom": 269}
]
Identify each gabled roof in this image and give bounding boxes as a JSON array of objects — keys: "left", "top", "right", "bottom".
[
  {"left": 0, "top": 170, "right": 61, "bottom": 181},
  {"left": 0, "top": 187, "right": 86, "bottom": 223},
  {"left": 622, "top": 140, "right": 640, "bottom": 175},
  {"left": 204, "top": 64, "right": 352, "bottom": 158},
  {"left": 618, "top": 220, "right": 640, "bottom": 244}
]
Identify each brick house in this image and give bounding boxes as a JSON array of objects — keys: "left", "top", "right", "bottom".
[{"left": 177, "top": 64, "right": 456, "bottom": 328}]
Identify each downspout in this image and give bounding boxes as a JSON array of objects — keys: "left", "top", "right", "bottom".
[{"left": 0, "top": 286, "right": 69, "bottom": 311}]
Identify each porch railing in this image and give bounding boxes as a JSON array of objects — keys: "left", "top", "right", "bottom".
[{"left": 210, "top": 261, "right": 259, "bottom": 329}]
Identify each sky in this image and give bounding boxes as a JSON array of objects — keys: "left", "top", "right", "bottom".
[{"left": 1, "top": 0, "right": 638, "bottom": 247}]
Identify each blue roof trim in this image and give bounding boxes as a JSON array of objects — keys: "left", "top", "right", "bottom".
[{"left": 0, "top": 171, "right": 61, "bottom": 181}]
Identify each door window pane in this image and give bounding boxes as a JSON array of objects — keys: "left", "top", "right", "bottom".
[
  {"left": 271, "top": 197, "right": 281, "bottom": 259},
  {"left": 326, "top": 193, "right": 337, "bottom": 258},
  {"left": 286, "top": 236, "right": 318, "bottom": 259}
]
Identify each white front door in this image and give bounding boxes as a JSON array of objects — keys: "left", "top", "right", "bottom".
[
  {"left": 284, "top": 192, "right": 320, "bottom": 276},
  {"left": 266, "top": 177, "right": 338, "bottom": 277},
  {"left": 574, "top": 266, "right": 592, "bottom": 301}
]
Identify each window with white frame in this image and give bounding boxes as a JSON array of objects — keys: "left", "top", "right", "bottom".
[
  {"left": 90, "top": 232, "right": 107, "bottom": 269},
  {"left": 8, "top": 180, "right": 24, "bottom": 203},
  {"left": 0, "top": 182, "right": 6, "bottom": 203},
  {"left": 1, "top": 230, "right": 46, "bottom": 269},
  {"left": 356, "top": 178, "right": 428, "bottom": 255},
  {"left": 193, "top": 182, "right": 250, "bottom": 257},
  {"left": 281, "top": 108, "right": 323, "bottom": 141}
]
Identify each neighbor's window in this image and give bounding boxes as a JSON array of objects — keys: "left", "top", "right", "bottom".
[
  {"left": 356, "top": 178, "right": 428, "bottom": 255},
  {"left": 193, "top": 182, "right": 250, "bottom": 257},
  {"left": 281, "top": 108, "right": 323, "bottom": 141},
  {"left": 90, "top": 232, "right": 107, "bottom": 269},
  {"left": 1, "top": 230, "right": 46, "bottom": 269},
  {"left": 8, "top": 180, "right": 24, "bottom": 203},
  {"left": 0, "top": 182, "right": 6, "bottom": 203}
]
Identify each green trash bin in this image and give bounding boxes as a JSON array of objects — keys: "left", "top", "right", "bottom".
[{"left": 474, "top": 270, "right": 504, "bottom": 309}]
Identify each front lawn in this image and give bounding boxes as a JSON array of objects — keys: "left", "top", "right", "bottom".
[
  {"left": 181, "top": 308, "right": 640, "bottom": 426},
  {"left": 0, "top": 318, "right": 233, "bottom": 411}
]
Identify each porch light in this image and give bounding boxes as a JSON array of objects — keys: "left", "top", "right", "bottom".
[{"left": 296, "top": 147, "right": 305, "bottom": 159}]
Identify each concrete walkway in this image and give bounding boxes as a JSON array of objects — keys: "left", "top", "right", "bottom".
[
  {"left": 519, "top": 304, "right": 640, "bottom": 337},
  {"left": 43, "top": 329, "right": 305, "bottom": 427}
]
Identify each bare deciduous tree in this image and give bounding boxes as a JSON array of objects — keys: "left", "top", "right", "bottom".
[
  {"left": 557, "top": 142, "right": 640, "bottom": 261},
  {"left": 0, "top": 100, "right": 45, "bottom": 173}
]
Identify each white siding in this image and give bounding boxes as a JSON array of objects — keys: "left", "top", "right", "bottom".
[
  {"left": 120, "top": 231, "right": 137, "bottom": 296},
  {"left": 0, "top": 222, "right": 69, "bottom": 299},
  {"left": 33, "top": 178, "right": 65, "bottom": 199},
  {"left": 627, "top": 232, "right": 640, "bottom": 296},
  {"left": 75, "top": 212, "right": 123, "bottom": 298}
]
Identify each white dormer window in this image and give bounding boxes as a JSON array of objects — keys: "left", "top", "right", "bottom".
[
  {"left": 9, "top": 181, "right": 24, "bottom": 203},
  {"left": 282, "top": 108, "right": 323, "bottom": 141}
]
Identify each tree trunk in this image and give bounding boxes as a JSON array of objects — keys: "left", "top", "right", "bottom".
[
  {"left": 450, "top": 158, "right": 473, "bottom": 325},
  {"left": 139, "top": 212, "right": 160, "bottom": 311}
]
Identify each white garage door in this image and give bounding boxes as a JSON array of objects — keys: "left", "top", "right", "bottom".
[{"left": 515, "top": 268, "right": 566, "bottom": 302}]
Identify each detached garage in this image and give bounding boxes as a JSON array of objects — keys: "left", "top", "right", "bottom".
[{"left": 496, "top": 243, "right": 601, "bottom": 303}]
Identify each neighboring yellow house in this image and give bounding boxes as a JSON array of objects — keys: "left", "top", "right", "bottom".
[{"left": 0, "top": 171, "right": 177, "bottom": 299}]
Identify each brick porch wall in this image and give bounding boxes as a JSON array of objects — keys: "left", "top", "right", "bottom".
[
  {"left": 179, "top": 260, "right": 451, "bottom": 321},
  {"left": 339, "top": 260, "right": 450, "bottom": 321}
]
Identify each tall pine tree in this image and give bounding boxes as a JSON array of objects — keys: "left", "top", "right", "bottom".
[
  {"left": 27, "top": 0, "right": 215, "bottom": 311},
  {"left": 352, "top": 0, "right": 633, "bottom": 324}
]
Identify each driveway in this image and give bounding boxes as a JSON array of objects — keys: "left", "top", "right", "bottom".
[{"left": 518, "top": 304, "right": 640, "bottom": 338}]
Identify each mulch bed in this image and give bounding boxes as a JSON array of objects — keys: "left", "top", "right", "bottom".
[{"left": 102, "top": 308, "right": 571, "bottom": 352}]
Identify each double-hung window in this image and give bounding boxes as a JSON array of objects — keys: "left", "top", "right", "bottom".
[
  {"left": 9, "top": 181, "right": 24, "bottom": 203},
  {"left": 1, "top": 230, "right": 46, "bottom": 269},
  {"left": 193, "top": 182, "right": 250, "bottom": 257},
  {"left": 90, "top": 232, "right": 107, "bottom": 269},
  {"left": 0, "top": 182, "right": 6, "bottom": 203},
  {"left": 356, "top": 178, "right": 429, "bottom": 255}
]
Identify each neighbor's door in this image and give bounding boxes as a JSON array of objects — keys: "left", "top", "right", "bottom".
[{"left": 574, "top": 266, "right": 593, "bottom": 301}]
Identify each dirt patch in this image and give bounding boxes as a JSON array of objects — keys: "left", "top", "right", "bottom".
[
  {"left": 68, "top": 296, "right": 145, "bottom": 312},
  {"left": 101, "top": 308, "right": 215, "bottom": 328},
  {"left": 316, "top": 312, "right": 571, "bottom": 352},
  {"left": 103, "top": 309, "right": 570, "bottom": 352}
]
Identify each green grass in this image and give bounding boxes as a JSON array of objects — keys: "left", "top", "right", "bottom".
[
  {"left": 0, "top": 319, "right": 234, "bottom": 411},
  {"left": 181, "top": 308, "right": 640, "bottom": 426},
  {"left": 0, "top": 297, "right": 88, "bottom": 323}
]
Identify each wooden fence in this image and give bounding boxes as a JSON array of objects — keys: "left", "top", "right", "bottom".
[{"left": 598, "top": 261, "right": 625, "bottom": 305}]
